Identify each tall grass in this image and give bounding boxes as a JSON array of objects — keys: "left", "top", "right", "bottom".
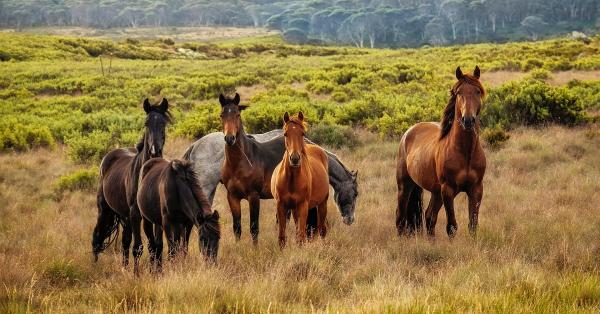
[{"left": 0, "top": 127, "right": 598, "bottom": 312}]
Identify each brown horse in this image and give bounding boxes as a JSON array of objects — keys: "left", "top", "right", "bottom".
[
  {"left": 396, "top": 66, "right": 486, "bottom": 238},
  {"left": 219, "top": 93, "right": 287, "bottom": 244},
  {"left": 271, "top": 112, "right": 329, "bottom": 247},
  {"left": 137, "top": 158, "right": 220, "bottom": 268},
  {"left": 92, "top": 98, "right": 170, "bottom": 267}
]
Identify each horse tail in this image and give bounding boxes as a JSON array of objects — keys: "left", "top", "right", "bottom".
[
  {"left": 406, "top": 186, "right": 423, "bottom": 234},
  {"left": 182, "top": 144, "right": 194, "bottom": 161},
  {"left": 92, "top": 191, "right": 120, "bottom": 260}
]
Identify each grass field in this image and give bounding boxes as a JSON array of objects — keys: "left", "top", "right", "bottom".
[
  {"left": 0, "top": 31, "right": 600, "bottom": 312},
  {"left": 1, "top": 126, "right": 599, "bottom": 312}
]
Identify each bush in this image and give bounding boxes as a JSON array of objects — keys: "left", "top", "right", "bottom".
[
  {"left": 173, "top": 105, "right": 221, "bottom": 139},
  {"left": 482, "top": 80, "right": 587, "bottom": 129},
  {"left": 0, "top": 119, "right": 55, "bottom": 151},
  {"left": 54, "top": 167, "right": 98, "bottom": 195},
  {"left": 307, "top": 123, "right": 359, "bottom": 149},
  {"left": 482, "top": 124, "right": 510, "bottom": 149},
  {"left": 65, "top": 130, "right": 113, "bottom": 164}
]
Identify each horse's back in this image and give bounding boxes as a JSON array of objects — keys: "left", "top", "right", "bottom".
[
  {"left": 183, "top": 132, "right": 225, "bottom": 202},
  {"left": 399, "top": 122, "right": 441, "bottom": 192}
]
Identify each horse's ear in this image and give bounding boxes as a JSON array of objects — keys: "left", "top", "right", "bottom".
[
  {"left": 219, "top": 94, "right": 227, "bottom": 107},
  {"left": 212, "top": 210, "right": 220, "bottom": 219},
  {"left": 143, "top": 98, "right": 151, "bottom": 113},
  {"left": 298, "top": 111, "right": 304, "bottom": 121},
  {"left": 455, "top": 66, "right": 463, "bottom": 80},
  {"left": 474, "top": 65, "right": 480, "bottom": 79},
  {"left": 233, "top": 93, "right": 240, "bottom": 105},
  {"left": 283, "top": 111, "right": 290, "bottom": 123},
  {"left": 352, "top": 170, "right": 358, "bottom": 178},
  {"left": 159, "top": 98, "right": 169, "bottom": 112}
]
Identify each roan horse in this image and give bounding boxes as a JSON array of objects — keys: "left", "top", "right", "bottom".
[
  {"left": 272, "top": 112, "right": 329, "bottom": 247},
  {"left": 396, "top": 66, "right": 486, "bottom": 238},
  {"left": 137, "top": 158, "right": 220, "bottom": 268},
  {"left": 92, "top": 98, "right": 170, "bottom": 267},
  {"left": 182, "top": 129, "right": 358, "bottom": 226}
]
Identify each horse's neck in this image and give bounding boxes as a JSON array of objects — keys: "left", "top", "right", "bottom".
[
  {"left": 448, "top": 119, "right": 480, "bottom": 161},
  {"left": 224, "top": 129, "right": 253, "bottom": 166},
  {"left": 327, "top": 154, "right": 350, "bottom": 189}
]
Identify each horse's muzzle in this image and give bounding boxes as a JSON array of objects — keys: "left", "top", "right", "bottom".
[
  {"left": 343, "top": 215, "right": 355, "bottom": 225},
  {"left": 224, "top": 135, "right": 236, "bottom": 146},
  {"left": 289, "top": 154, "right": 301, "bottom": 167},
  {"left": 461, "top": 116, "right": 476, "bottom": 130}
]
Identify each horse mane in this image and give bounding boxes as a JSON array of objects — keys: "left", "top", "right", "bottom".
[
  {"left": 440, "top": 74, "right": 486, "bottom": 139},
  {"left": 171, "top": 160, "right": 213, "bottom": 225}
]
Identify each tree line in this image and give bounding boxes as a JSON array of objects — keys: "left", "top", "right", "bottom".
[{"left": 1, "top": 0, "right": 598, "bottom": 47}]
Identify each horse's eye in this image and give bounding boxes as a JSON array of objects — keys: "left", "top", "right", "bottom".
[{"left": 476, "top": 90, "right": 481, "bottom": 95}]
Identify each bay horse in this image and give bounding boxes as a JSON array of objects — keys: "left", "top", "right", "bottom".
[
  {"left": 137, "top": 158, "right": 220, "bottom": 267},
  {"left": 182, "top": 130, "right": 358, "bottom": 226},
  {"left": 271, "top": 112, "right": 329, "bottom": 247},
  {"left": 219, "top": 93, "right": 292, "bottom": 244},
  {"left": 92, "top": 98, "right": 170, "bottom": 267},
  {"left": 396, "top": 66, "right": 486, "bottom": 238}
]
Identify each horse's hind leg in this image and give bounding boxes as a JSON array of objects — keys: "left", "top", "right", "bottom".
[
  {"left": 396, "top": 175, "right": 416, "bottom": 236},
  {"left": 317, "top": 200, "right": 328, "bottom": 239},
  {"left": 249, "top": 194, "right": 260, "bottom": 245},
  {"left": 143, "top": 219, "right": 157, "bottom": 264},
  {"left": 306, "top": 208, "right": 317, "bottom": 239},
  {"left": 182, "top": 222, "right": 193, "bottom": 257},
  {"left": 425, "top": 192, "right": 443, "bottom": 237},
  {"left": 153, "top": 224, "right": 163, "bottom": 271}
]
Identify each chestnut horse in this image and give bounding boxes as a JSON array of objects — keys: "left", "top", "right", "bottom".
[
  {"left": 396, "top": 66, "right": 486, "bottom": 238},
  {"left": 92, "top": 98, "right": 170, "bottom": 267},
  {"left": 137, "top": 158, "right": 220, "bottom": 268},
  {"left": 271, "top": 112, "right": 329, "bottom": 247}
]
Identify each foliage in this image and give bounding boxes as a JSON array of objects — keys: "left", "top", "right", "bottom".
[
  {"left": 54, "top": 167, "right": 98, "bottom": 195},
  {"left": 0, "top": 1, "right": 598, "bottom": 48},
  {"left": 307, "top": 122, "right": 359, "bottom": 149},
  {"left": 482, "top": 124, "right": 511, "bottom": 149}
]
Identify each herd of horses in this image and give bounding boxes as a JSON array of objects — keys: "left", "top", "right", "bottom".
[{"left": 91, "top": 66, "right": 486, "bottom": 272}]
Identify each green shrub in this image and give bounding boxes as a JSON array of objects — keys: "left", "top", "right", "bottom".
[
  {"left": 173, "top": 105, "right": 221, "bottom": 139},
  {"left": 307, "top": 122, "right": 359, "bottom": 149},
  {"left": 65, "top": 130, "right": 113, "bottom": 164},
  {"left": 482, "top": 80, "right": 587, "bottom": 129},
  {"left": 0, "top": 119, "right": 55, "bottom": 151},
  {"left": 522, "top": 58, "right": 544, "bottom": 71},
  {"left": 306, "top": 80, "right": 334, "bottom": 94},
  {"left": 482, "top": 124, "right": 511, "bottom": 149},
  {"left": 43, "top": 260, "right": 84, "bottom": 286},
  {"left": 331, "top": 91, "right": 349, "bottom": 103},
  {"left": 54, "top": 167, "right": 98, "bottom": 195}
]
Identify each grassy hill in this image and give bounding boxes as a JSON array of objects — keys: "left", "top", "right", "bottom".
[{"left": 0, "top": 32, "right": 599, "bottom": 312}]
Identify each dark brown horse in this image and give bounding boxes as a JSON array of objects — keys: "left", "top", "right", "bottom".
[
  {"left": 92, "top": 98, "right": 170, "bottom": 267},
  {"left": 137, "top": 158, "right": 220, "bottom": 267},
  {"left": 396, "top": 66, "right": 486, "bottom": 238},
  {"left": 271, "top": 112, "right": 329, "bottom": 247},
  {"left": 219, "top": 93, "right": 285, "bottom": 244}
]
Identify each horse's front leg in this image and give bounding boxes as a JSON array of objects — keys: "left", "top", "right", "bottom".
[
  {"left": 467, "top": 183, "right": 483, "bottom": 237},
  {"left": 441, "top": 184, "right": 458, "bottom": 238},
  {"left": 425, "top": 192, "right": 443, "bottom": 237},
  {"left": 130, "top": 206, "right": 143, "bottom": 275},
  {"left": 317, "top": 199, "right": 328, "bottom": 239},
  {"left": 248, "top": 194, "right": 260, "bottom": 245},
  {"left": 120, "top": 217, "right": 132, "bottom": 267},
  {"left": 296, "top": 201, "right": 309, "bottom": 245},
  {"left": 276, "top": 201, "right": 287, "bottom": 249},
  {"left": 226, "top": 193, "right": 242, "bottom": 241}
]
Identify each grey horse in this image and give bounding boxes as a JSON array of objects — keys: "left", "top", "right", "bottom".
[{"left": 182, "top": 129, "right": 358, "bottom": 225}]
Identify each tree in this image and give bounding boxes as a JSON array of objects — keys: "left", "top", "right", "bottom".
[{"left": 521, "top": 15, "right": 547, "bottom": 40}]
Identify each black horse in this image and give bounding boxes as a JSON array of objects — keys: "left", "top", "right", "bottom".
[
  {"left": 137, "top": 158, "right": 220, "bottom": 268},
  {"left": 91, "top": 98, "right": 170, "bottom": 271}
]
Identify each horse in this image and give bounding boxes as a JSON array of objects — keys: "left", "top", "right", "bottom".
[
  {"left": 272, "top": 112, "right": 329, "bottom": 247},
  {"left": 182, "top": 130, "right": 358, "bottom": 227},
  {"left": 91, "top": 98, "right": 171, "bottom": 268},
  {"left": 137, "top": 158, "right": 220, "bottom": 268},
  {"left": 219, "top": 93, "right": 290, "bottom": 244},
  {"left": 396, "top": 66, "right": 486, "bottom": 238}
]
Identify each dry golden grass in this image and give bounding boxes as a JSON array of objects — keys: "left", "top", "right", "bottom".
[{"left": 1, "top": 126, "right": 599, "bottom": 313}]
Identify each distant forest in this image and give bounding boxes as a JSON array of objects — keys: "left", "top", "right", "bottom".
[{"left": 1, "top": 0, "right": 598, "bottom": 47}]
